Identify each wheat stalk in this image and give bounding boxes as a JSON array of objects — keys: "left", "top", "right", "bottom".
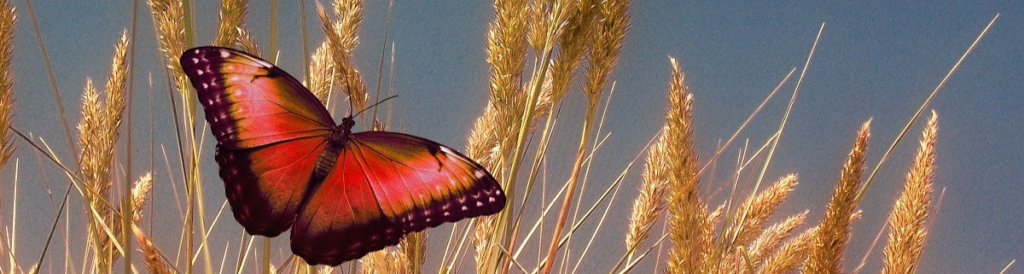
[
  {"left": 804, "top": 120, "right": 871, "bottom": 274},
  {"left": 882, "top": 112, "right": 937, "bottom": 274}
]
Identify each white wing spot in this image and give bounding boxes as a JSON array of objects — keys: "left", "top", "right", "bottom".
[
  {"left": 192, "top": 49, "right": 201, "bottom": 54},
  {"left": 196, "top": 69, "right": 204, "bottom": 75},
  {"left": 219, "top": 50, "right": 230, "bottom": 58},
  {"left": 202, "top": 83, "right": 209, "bottom": 89},
  {"left": 440, "top": 146, "right": 455, "bottom": 155},
  {"left": 489, "top": 197, "right": 496, "bottom": 203},
  {"left": 474, "top": 170, "right": 486, "bottom": 179},
  {"left": 461, "top": 206, "right": 469, "bottom": 211},
  {"left": 191, "top": 57, "right": 199, "bottom": 64},
  {"left": 476, "top": 201, "right": 484, "bottom": 207}
]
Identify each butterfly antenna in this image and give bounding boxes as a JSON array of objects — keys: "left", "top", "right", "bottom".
[{"left": 353, "top": 95, "right": 398, "bottom": 119}]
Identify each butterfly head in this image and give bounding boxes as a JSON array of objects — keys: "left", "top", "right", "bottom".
[{"left": 330, "top": 116, "right": 357, "bottom": 143}]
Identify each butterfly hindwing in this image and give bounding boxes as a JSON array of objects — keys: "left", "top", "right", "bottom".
[
  {"left": 181, "top": 47, "right": 335, "bottom": 149},
  {"left": 290, "top": 132, "right": 505, "bottom": 266},
  {"left": 215, "top": 138, "right": 328, "bottom": 237},
  {"left": 290, "top": 144, "right": 404, "bottom": 265}
]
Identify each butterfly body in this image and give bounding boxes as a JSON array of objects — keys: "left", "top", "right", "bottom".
[{"left": 181, "top": 47, "right": 505, "bottom": 265}]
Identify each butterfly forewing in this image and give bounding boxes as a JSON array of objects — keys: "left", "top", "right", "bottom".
[{"left": 181, "top": 47, "right": 335, "bottom": 149}]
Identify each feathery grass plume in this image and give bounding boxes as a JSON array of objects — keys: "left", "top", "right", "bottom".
[
  {"left": 541, "top": 1, "right": 629, "bottom": 271},
  {"left": 760, "top": 226, "right": 819, "bottom": 274},
  {"left": 361, "top": 247, "right": 412, "bottom": 274},
  {"left": 401, "top": 231, "right": 426, "bottom": 274},
  {"left": 308, "top": 41, "right": 335, "bottom": 105},
  {"left": 316, "top": 1, "right": 367, "bottom": 112},
  {"left": 804, "top": 120, "right": 871, "bottom": 274},
  {"left": 624, "top": 86, "right": 679, "bottom": 259},
  {"left": 467, "top": 0, "right": 530, "bottom": 272},
  {"left": 132, "top": 225, "right": 173, "bottom": 274},
  {"left": 546, "top": 0, "right": 597, "bottom": 104},
  {"left": 76, "top": 33, "right": 130, "bottom": 272},
  {"left": 147, "top": 0, "right": 189, "bottom": 99},
  {"left": 745, "top": 211, "right": 808, "bottom": 268},
  {"left": 729, "top": 174, "right": 799, "bottom": 248},
  {"left": 213, "top": 0, "right": 248, "bottom": 48},
  {"left": 235, "top": 28, "right": 264, "bottom": 59},
  {"left": 129, "top": 173, "right": 153, "bottom": 224},
  {"left": 0, "top": 0, "right": 15, "bottom": 169},
  {"left": 657, "top": 57, "right": 712, "bottom": 274},
  {"left": 882, "top": 112, "right": 937, "bottom": 274},
  {"left": 464, "top": 0, "right": 530, "bottom": 171}
]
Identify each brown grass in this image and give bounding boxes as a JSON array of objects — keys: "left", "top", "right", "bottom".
[{"left": 882, "top": 112, "right": 937, "bottom": 274}]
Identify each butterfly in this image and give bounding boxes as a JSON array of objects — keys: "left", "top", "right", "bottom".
[{"left": 179, "top": 47, "right": 506, "bottom": 266}]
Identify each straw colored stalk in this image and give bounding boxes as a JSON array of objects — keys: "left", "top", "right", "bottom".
[
  {"left": 308, "top": 41, "right": 335, "bottom": 105},
  {"left": 729, "top": 174, "right": 799, "bottom": 248},
  {"left": 540, "top": 2, "right": 628, "bottom": 272},
  {"left": 882, "top": 112, "right": 937, "bottom": 274},
  {"left": 132, "top": 225, "right": 173, "bottom": 274},
  {"left": 147, "top": 0, "right": 189, "bottom": 98},
  {"left": 77, "top": 33, "right": 130, "bottom": 272},
  {"left": 803, "top": 120, "right": 871, "bottom": 274},
  {"left": 659, "top": 57, "right": 712, "bottom": 274},
  {"left": 213, "top": 0, "right": 248, "bottom": 48},
  {"left": 316, "top": 1, "right": 367, "bottom": 112},
  {"left": 0, "top": 0, "right": 14, "bottom": 169},
  {"left": 235, "top": 27, "right": 263, "bottom": 59}
]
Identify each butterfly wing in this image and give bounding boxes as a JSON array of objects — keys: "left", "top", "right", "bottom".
[
  {"left": 180, "top": 47, "right": 335, "bottom": 149},
  {"left": 180, "top": 47, "right": 334, "bottom": 236},
  {"left": 290, "top": 132, "right": 505, "bottom": 265},
  {"left": 216, "top": 139, "right": 327, "bottom": 236}
]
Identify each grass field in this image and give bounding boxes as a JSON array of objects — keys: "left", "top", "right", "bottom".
[{"left": 0, "top": 0, "right": 1011, "bottom": 273}]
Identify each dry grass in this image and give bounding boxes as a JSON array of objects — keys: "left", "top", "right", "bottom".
[
  {"left": 661, "top": 58, "right": 710, "bottom": 274},
  {"left": 882, "top": 112, "right": 937, "bottom": 274},
  {"left": 803, "top": 121, "right": 871, "bottom": 273},
  {"left": 316, "top": 0, "right": 368, "bottom": 112},
  {"left": 0, "top": 1, "right": 991, "bottom": 274},
  {"left": 76, "top": 32, "right": 131, "bottom": 273}
]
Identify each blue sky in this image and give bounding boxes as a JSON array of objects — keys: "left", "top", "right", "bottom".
[{"left": 3, "top": 1, "right": 1022, "bottom": 273}]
